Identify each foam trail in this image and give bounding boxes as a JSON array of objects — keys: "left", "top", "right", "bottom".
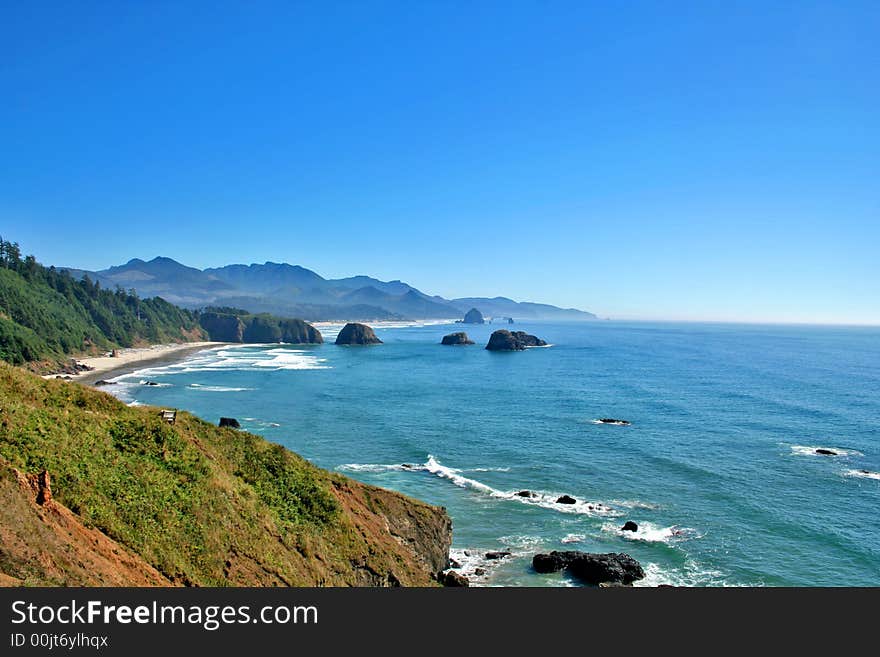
[
  {"left": 601, "top": 521, "right": 698, "bottom": 544},
  {"left": 790, "top": 445, "right": 863, "bottom": 457},
  {"left": 339, "top": 456, "right": 622, "bottom": 517},
  {"left": 187, "top": 384, "right": 253, "bottom": 392},
  {"left": 844, "top": 469, "right": 880, "bottom": 481}
]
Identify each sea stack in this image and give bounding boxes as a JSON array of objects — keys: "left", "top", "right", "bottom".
[
  {"left": 485, "top": 329, "right": 547, "bottom": 351},
  {"left": 335, "top": 322, "right": 382, "bottom": 345},
  {"left": 462, "top": 308, "right": 485, "bottom": 324},
  {"left": 441, "top": 332, "right": 474, "bottom": 345}
]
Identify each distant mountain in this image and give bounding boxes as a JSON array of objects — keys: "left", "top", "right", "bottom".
[{"left": 63, "top": 257, "right": 596, "bottom": 322}]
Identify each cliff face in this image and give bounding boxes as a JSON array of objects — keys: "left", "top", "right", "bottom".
[{"left": 0, "top": 364, "right": 449, "bottom": 586}]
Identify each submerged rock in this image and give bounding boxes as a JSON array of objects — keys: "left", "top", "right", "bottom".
[
  {"left": 335, "top": 322, "right": 382, "bottom": 345},
  {"left": 219, "top": 417, "right": 241, "bottom": 429},
  {"left": 532, "top": 551, "right": 645, "bottom": 586},
  {"left": 621, "top": 521, "right": 638, "bottom": 532},
  {"left": 441, "top": 332, "right": 474, "bottom": 346},
  {"left": 485, "top": 330, "right": 547, "bottom": 351},
  {"left": 598, "top": 418, "right": 631, "bottom": 426},
  {"left": 815, "top": 448, "right": 837, "bottom": 456},
  {"left": 516, "top": 490, "right": 537, "bottom": 498},
  {"left": 462, "top": 308, "right": 485, "bottom": 324},
  {"left": 556, "top": 495, "right": 577, "bottom": 505},
  {"left": 142, "top": 381, "right": 160, "bottom": 386}
]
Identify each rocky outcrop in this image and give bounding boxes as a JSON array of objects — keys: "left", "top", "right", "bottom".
[
  {"left": 442, "top": 570, "right": 469, "bottom": 587},
  {"left": 485, "top": 330, "right": 547, "bottom": 351},
  {"left": 441, "top": 332, "right": 474, "bottom": 345},
  {"left": 532, "top": 551, "right": 645, "bottom": 586},
  {"left": 199, "top": 312, "right": 246, "bottom": 342},
  {"left": 278, "top": 319, "right": 323, "bottom": 344},
  {"left": 516, "top": 490, "right": 537, "bottom": 498},
  {"left": 556, "top": 495, "right": 576, "bottom": 504},
  {"left": 219, "top": 417, "right": 241, "bottom": 429},
  {"left": 815, "top": 448, "right": 837, "bottom": 456},
  {"left": 199, "top": 312, "right": 323, "bottom": 344},
  {"left": 462, "top": 308, "right": 485, "bottom": 324},
  {"left": 335, "top": 322, "right": 382, "bottom": 345},
  {"left": 621, "top": 521, "right": 638, "bottom": 532}
]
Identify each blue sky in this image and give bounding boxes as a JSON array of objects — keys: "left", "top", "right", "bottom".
[{"left": 2, "top": 1, "right": 878, "bottom": 324}]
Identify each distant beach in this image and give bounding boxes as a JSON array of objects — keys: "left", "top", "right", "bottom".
[{"left": 46, "top": 342, "right": 224, "bottom": 385}]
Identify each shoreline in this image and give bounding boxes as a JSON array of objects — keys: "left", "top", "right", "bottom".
[{"left": 47, "top": 342, "right": 226, "bottom": 385}]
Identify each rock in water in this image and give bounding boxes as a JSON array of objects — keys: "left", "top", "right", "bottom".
[
  {"left": 335, "top": 323, "right": 382, "bottom": 345},
  {"left": 532, "top": 551, "right": 645, "bottom": 585},
  {"left": 516, "top": 490, "right": 537, "bottom": 498},
  {"left": 598, "top": 418, "right": 631, "bottom": 425},
  {"left": 532, "top": 551, "right": 583, "bottom": 573},
  {"left": 567, "top": 553, "right": 645, "bottom": 586},
  {"left": 441, "top": 332, "right": 474, "bottom": 345},
  {"left": 621, "top": 521, "right": 638, "bottom": 532},
  {"left": 442, "top": 571, "right": 470, "bottom": 587},
  {"left": 485, "top": 330, "right": 547, "bottom": 351},
  {"left": 485, "top": 551, "right": 512, "bottom": 560},
  {"left": 219, "top": 417, "right": 241, "bottom": 429},
  {"left": 815, "top": 448, "right": 837, "bottom": 456},
  {"left": 462, "top": 308, "right": 485, "bottom": 324},
  {"left": 556, "top": 495, "right": 577, "bottom": 504}
]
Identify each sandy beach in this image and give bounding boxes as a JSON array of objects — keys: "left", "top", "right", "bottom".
[{"left": 45, "top": 342, "right": 225, "bottom": 385}]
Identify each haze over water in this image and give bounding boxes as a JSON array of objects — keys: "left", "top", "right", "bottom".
[{"left": 110, "top": 321, "right": 880, "bottom": 586}]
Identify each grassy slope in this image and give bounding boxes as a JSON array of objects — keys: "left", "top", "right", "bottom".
[{"left": 0, "top": 364, "right": 450, "bottom": 586}]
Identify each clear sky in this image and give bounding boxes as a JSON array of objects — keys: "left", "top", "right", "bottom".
[{"left": 2, "top": 1, "right": 878, "bottom": 324}]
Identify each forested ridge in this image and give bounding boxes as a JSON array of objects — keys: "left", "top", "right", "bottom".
[{"left": 0, "top": 237, "right": 205, "bottom": 367}]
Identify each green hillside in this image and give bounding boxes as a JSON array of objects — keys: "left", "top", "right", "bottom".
[{"left": 0, "top": 237, "right": 205, "bottom": 367}]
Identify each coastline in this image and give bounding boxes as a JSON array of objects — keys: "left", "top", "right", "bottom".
[{"left": 46, "top": 342, "right": 225, "bottom": 385}]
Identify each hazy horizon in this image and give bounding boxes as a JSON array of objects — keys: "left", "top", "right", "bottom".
[{"left": 3, "top": 2, "right": 878, "bottom": 325}]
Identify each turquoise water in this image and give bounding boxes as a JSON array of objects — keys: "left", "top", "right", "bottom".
[{"left": 110, "top": 321, "right": 880, "bottom": 586}]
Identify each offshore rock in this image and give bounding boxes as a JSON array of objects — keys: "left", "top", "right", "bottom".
[
  {"left": 335, "top": 323, "right": 382, "bottom": 345},
  {"left": 441, "top": 332, "right": 474, "bottom": 345},
  {"left": 485, "top": 330, "right": 547, "bottom": 351}
]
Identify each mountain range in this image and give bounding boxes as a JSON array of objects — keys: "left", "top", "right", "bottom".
[{"left": 63, "top": 257, "right": 596, "bottom": 322}]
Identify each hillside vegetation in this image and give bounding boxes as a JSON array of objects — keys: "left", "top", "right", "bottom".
[
  {"left": 0, "top": 364, "right": 451, "bottom": 586},
  {"left": 0, "top": 237, "right": 205, "bottom": 368}
]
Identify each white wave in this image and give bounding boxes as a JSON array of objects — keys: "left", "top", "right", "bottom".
[
  {"left": 634, "top": 562, "right": 745, "bottom": 588},
  {"left": 561, "top": 534, "right": 586, "bottom": 544},
  {"left": 790, "top": 445, "right": 864, "bottom": 457},
  {"left": 187, "top": 384, "right": 253, "bottom": 392},
  {"left": 337, "top": 463, "right": 410, "bottom": 473},
  {"left": 844, "top": 469, "right": 880, "bottom": 481},
  {"left": 468, "top": 466, "right": 512, "bottom": 473},
  {"left": 341, "top": 456, "right": 622, "bottom": 517},
  {"left": 601, "top": 521, "right": 698, "bottom": 544}
]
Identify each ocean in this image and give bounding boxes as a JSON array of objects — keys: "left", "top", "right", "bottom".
[{"left": 106, "top": 321, "right": 880, "bottom": 586}]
